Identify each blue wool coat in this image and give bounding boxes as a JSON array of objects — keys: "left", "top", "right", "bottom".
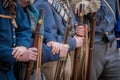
[
  {"left": 85, "top": 0, "right": 117, "bottom": 43},
  {"left": 34, "top": 0, "right": 78, "bottom": 52},
  {"left": 94, "top": 0, "right": 120, "bottom": 48},
  {"left": 0, "top": 0, "right": 32, "bottom": 80},
  {"left": 93, "top": 0, "right": 116, "bottom": 43},
  {"left": 24, "top": 4, "right": 59, "bottom": 63}
]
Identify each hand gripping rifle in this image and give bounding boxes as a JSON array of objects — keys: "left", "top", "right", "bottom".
[
  {"left": 25, "top": 9, "right": 45, "bottom": 80},
  {"left": 54, "top": 0, "right": 72, "bottom": 80},
  {"left": 72, "top": 3, "right": 89, "bottom": 80},
  {"left": 72, "top": 4, "right": 84, "bottom": 80}
]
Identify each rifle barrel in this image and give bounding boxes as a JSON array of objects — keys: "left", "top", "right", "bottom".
[
  {"left": 72, "top": 4, "right": 83, "bottom": 80},
  {"left": 87, "top": 12, "right": 97, "bottom": 80},
  {"left": 54, "top": 16, "right": 71, "bottom": 80}
]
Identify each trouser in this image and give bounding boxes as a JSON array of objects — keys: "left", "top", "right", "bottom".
[
  {"left": 14, "top": 62, "right": 46, "bottom": 80},
  {"left": 91, "top": 41, "right": 120, "bottom": 80},
  {"left": 42, "top": 54, "right": 72, "bottom": 80}
]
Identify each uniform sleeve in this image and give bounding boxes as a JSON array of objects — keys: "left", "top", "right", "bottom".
[
  {"left": 16, "top": 3, "right": 32, "bottom": 48},
  {"left": 34, "top": 1, "right": 77, "bottom": 51}
]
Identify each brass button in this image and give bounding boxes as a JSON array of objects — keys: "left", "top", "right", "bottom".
[
  {"left": 105, "top": 32, "right": 109, "bottom": 35},
  {"left": 13, "top": 43, "right": 16, "bottom": 47},
  {"left": 13, "top": 35, "right": 16, "bottom": 38},
  {"left": 13, "top": 28, "right": 15, "bottom": 32}
]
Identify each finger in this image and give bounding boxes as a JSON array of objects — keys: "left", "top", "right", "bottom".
[
  {"left": 14, "top": 47, "right": 25, "bottom": 58},
  {"left": 76, "top": 33, "right": 84, "bottom": 37},
  {"left": 12, "top": 48, "right": 18, "bottom": 55},
  {"left": 14, "top": 50, "right": 21, "bottom": 59},
  {"left": 76, "top": 28, "right": 84, "bottom": 30},
  {"left": 29, "top": 55, "right": 37, "bottom": 61},
  {"left": 28, "top": 47, "right": 38, "bottom": 52},
  {"left": 76, "top": 30, "right": 85, "bottom": 35},
  {"left": 52, "top": 47, "right": 58, "bottom": 55},
  {"left": 47, "top": 43, "right": 51, "bottom": 47},
  {"left": 16, "top": 53, "right": 22, "bottom": 60},
  {"left": 31, "top": 57, "right": 37, "bottom": 61},
  {"left": 76, "top": 30, "right": 85, "bottom": 34},
  {"left": 76, "top": 27, "right": 84, "bottom": 31},
  {"left": 76, "top": 33, "right": 84, "bottom": 36},
  {"left": 29, "top": 51, "right": 38, "bottom": 56},
  {"left": 24, "top": 50, "right": 38, "bottom": 57},
  {"left": 56, "top": 49, "right": 60, "bottom": 54},
  {"left": 47, "top": 41, "right": 53, "bottom": 47},
  {"left": 30, "top": 54, "right": 37, "bottom": 60},
  {"left": 76, "top": 29, "right": 85, "bottom": 33}
]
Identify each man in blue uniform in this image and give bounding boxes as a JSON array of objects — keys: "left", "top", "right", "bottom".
[
  {"left": 75, "top": 0, "right": 120, "bottom": 80},
  {"left": 0, "top": 0, "right": 39, "bottom": 80},
  {"left": 13, "top": 1, "right": 70, "bottom": 80},
  {"left": 33, "top": 0, "right": 85, "bottom": 79},
  {"left": 18, "top": 0, "right": 69, "bottom": 63}
]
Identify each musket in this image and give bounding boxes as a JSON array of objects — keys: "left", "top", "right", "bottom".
[
  {"left": 36, "top": 34, "right": 43, "bottom": 80},
  {"left": 25, "top": 9, "right": 45, "bottom": 80},
  {"left": 72, "top": 2, "right": 89, "bottom": 79},
  {"left": 86, "top": 12, "right": 97, "bottom": 80},
  {"left": 72, "top": 4, "right": 84, "bottom": 80},
  {"left": 54, "top": 15, "right": 71, "bottom": 80},
  {"left": 54, "top": 0, "right": 72, "bottom": 80}
]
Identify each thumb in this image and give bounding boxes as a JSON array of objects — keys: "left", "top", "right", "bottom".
[{"left": 47, "top": 41, "right": 53, "bottom": 47}]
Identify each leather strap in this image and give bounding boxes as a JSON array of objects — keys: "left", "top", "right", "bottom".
[
  {"left": 0, "top": 14, "right": 18, "bottom": 28},
  {"left": 0, "top": 14, "right": 12, "bottom": 19}
]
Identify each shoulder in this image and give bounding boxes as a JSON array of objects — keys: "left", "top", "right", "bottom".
[{"left": 33, "top": 0, "right": 52, "bottom": 11}]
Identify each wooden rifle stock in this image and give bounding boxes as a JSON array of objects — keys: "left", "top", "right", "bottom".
[
  {"left": 36, "top": 35, "right": 43, "bottom": 80},
  {"left": 72, "top": 4, "right": 84, "bottom": 80},
  {"left": 54, "top": 16, "right": 71, "bottom": 80},
  {"left": 87, "top": 12, "right": 97, "bottom": 80},
  {"left": 25, "top": 9, "right": 44, "bottom": 80}
]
